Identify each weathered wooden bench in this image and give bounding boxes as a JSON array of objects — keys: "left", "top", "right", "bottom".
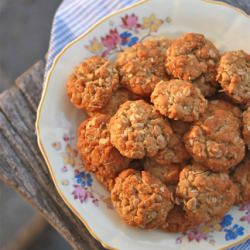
[
  {"left": 0, "top": 59, "right": 105, "bottom": 250},
  {"left": 0, "top": 1, "right": 249, "bottom": 249}
]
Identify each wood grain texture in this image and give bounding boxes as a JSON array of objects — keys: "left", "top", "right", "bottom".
[
  {"left": 0, "top": 60, "right": 105, "bottom": 250},
  {"left": 0, "top": 1, "right": 249, "bottom": 250},
  {"left": 217, "top": 0, "right": 250, "bottom": 14}
]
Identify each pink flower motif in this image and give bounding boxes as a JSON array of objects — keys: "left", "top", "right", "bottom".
[
  {"left": 176, "top": 237, "right": 182, "bottom": 244},
  {"left": 185, "top": 228, "right": 208, "bottom": 242},
  {"left": 72, "top": 185, "right": 99, "bottom": 206},
  {"left": 63, "top": 134, "right": 70, "bottom": 141},
  {"left": 101, "top": 29, "right": 120, "bottom": 57},
  {"left": 121, "top": 14, "right": 141, "bottom": 30},
  {"left": 72, "top": 185, "right": 89, "bottom": 203},
  {"left": 239, "top": 202, "right": 250, "bottom": 212},
  {"left": 92, "top": 198, "right": 99, "bottom": 206},
  {"left": 239, "top": 202, "right": 250, "bottom": 224},
  {"left": 240, "top": 213, "right": 250, "bottom": 224},
  {"left": 61, "top": 166, "right": 68, "bottom": 172}
]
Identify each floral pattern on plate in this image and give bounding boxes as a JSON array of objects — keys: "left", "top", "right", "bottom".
[
  {"left": 85, "top": 13, "right": 171, "bottom": 57},
  {"left": 52, "top": 133, "right": 113, "bottom": 209},
  {"left": 176, "top": 212, "right": 248, "bottom": 245}
]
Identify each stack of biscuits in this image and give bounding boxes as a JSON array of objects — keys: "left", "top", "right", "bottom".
[{"left": 66, "top": 33, "right": 250, "bottom": 232}]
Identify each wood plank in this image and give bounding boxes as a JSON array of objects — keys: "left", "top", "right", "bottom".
[
  {"left": 0, "top": 60, "right": 105, "bottom": 250},
  {"left": 217, "top": 0, "right": 250, "bottom": 14}
]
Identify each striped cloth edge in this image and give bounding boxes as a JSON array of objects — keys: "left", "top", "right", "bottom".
[{"left": 45, "top": 0, "right": 139, "bottom": 73}]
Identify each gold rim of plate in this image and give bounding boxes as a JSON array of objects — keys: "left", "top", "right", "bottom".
[{"left": 35, "top": 1, "right": 250, "bottom": 249}]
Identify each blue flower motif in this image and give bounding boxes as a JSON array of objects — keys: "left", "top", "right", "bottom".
[
  {"left": 75, "top": 171, "right": 93, "bottom": 187},
  {"left": 120, "top": 31, "right": 138, "bottom": 47},
  {"left": 220, "top": 214, "right": 233, "bottom": 228},
  {"left": 224, "top": 225, "right": 244, "bottom": 241}
]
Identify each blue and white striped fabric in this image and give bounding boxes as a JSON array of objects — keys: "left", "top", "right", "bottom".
[
  {"left": 227, "top": 239, "right": 250, "bottom": 250},
  {"left": 45, "top": 0, "right": 139, "bottom": 73},
  {"left": 45, "top": 1, "right": 249, "bottom": 249}
]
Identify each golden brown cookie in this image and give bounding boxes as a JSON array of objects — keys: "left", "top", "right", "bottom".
[
  {"left": 231, "top": 153, "right": 250, "bottom": 204},
  {"left": 161, "top": 205, "right": 196, "bottom": 233},
  {"left": 166, "top": 33, "right": 220, "bottom": 96},
  {"left": 67, "top": 56, "right": 119, "bottom": 112},
  {"left": 243, "top": 107, "right": 250, "bottom": 148},
  {"left": 153, "top": 120, "right": 190, "bottom": 165},
  {"left": 86, "top": 89, "right": 137, "bottom": 117},
  {"left": 144, "top": 158, "right": 182, "bottom": 185},
  {"left": 176, "top": 163, "right": 237, "bottom": 224},
  {"left": 111, "top": 169, "right": 174, "bottom": 229},
  {"left": 116, "top": 38, "right": 171, "bottom": 96},
  {"left": 216, "top": 50, "right": 250, "bottom": 104},
  {"left": 192, "top": 75, "right": 217, "bottom": 97},
  {"left": 151, "top": 80, "right": 208, "bottom": 122},
  {"left": 108, "top": 100, "right": 173, "bottom": 159},
  {"left": 207, "top": 99, "right": 242, "bottom": 121},
  {"left": 77, "top": 115, "right": 130, "bottom": 191},
  {"left": 139, "top": 37, "right": 172, "bottom": 54},
  {"left": 184, "top": 109, "right": 245, "bottom": 172}
]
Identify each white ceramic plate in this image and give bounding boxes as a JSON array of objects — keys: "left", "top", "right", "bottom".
[{"left": 36, "top": 0, "right": 250, "bottom": 249}]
